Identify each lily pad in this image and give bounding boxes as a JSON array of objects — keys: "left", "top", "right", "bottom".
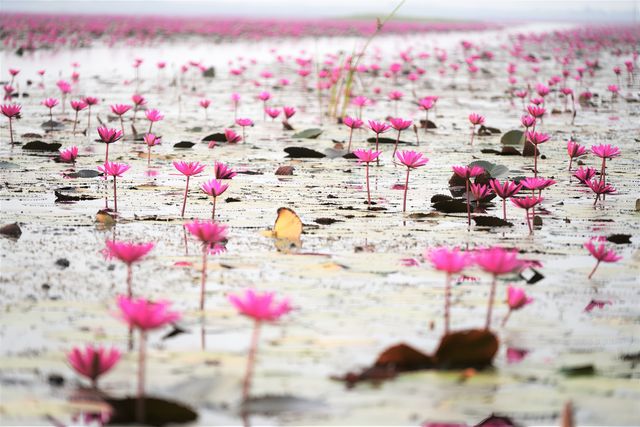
[
  {"left": 500, "top": 129, "right": 525, "bottom": 146},
  {"left": 202, "top": 133, "right": 226, "bottom": 142},
  {"left": 292, "top": 128, "right": 323, "bottom": 139},
  {"left": 173, "top": 141, "right": 195, "bottom": 149},
  {"left": 22, "top": 141, "right": 62, "bottom": 151},
  {"left": 0, "top": 223, "right": 22, "bottom": 239},
  {"left": 366, "top": 137, "right": 411, "bottom": 145},
  {"left": 105, "top": 396, "right": 197, "bottom": 426},
  {"left": 65, "top": 169, "right": 103, "bottom": 179},
  {"left": 472, "top": 216, "right": 512, "bottom": 227},
  {"left": 284, "top": 147, "right": 326, "bottom": 159},
  {"left": 468, "top": 160, "right": 509, "bottom": 179}
]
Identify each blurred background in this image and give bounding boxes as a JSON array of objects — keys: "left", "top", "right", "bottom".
[{"left": 2, "top": 0, "right": 640, "bottom": 23}]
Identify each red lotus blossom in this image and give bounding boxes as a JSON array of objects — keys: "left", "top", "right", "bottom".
[
  {"left": 1, "top": 103, "right": 21, "bottom": 145},
  {"left": 59, "top": 146, "right": 79, "bottom": 164},
  {"left": 396, "top": 150, "right": 429, "bottom": 212},
  {"left": 214, "top": 161, "right": 237, "bottom": 180},
  {"left": 201, "top": 178, "right": 229, "bottom": 219},
  {"left": 586, "top": 179, "right": 616, "bottom": 206},
  {"left": 573, "top": 166, "right": 597, "bottom": 184},
  {"left": 502, "top": 286, "right": 533, "bottom": 326},
  {"left": 224, "top": 128, "right": 242, "bottom": 144},
  {"left": 490, "top": 179, "right": 522, "bottom": 220},
  {"left": 511, "top": 196, "right": 543, "bottom": 234},
  {"left": 67, "top": 345, "right": 120, "bottom": 387},
  {"left": 584, "top": 239, "right": 622, "bottom": 279},
  {"left": 567, "top": 139, "right": 587, "bottom": 170},
  {"left": 353, "top": 149, "right": 382, "bottom": 207}
]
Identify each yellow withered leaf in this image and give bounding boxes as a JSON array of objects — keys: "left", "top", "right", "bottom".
[{"left": 261, "top": 207, "right": 302, "bottom": 252}]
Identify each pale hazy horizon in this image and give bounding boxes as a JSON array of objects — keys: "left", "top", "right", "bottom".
[{"left": 2, "top": 0, "right": 639, "bottom": 23}]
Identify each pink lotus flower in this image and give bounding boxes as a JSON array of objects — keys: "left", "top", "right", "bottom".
[
  {"left": 475, "top": 247, "right": 523, "bottom": 330},
  {"left": 132, "top": 94, "right": 146, "bottom": 122},
  {"left": 585, "top": 239, "right": 622, "bottom": 279},
  {"left": 70, "top": 99, "right": 87, "bottom": 111},
  {"left": 389, "top": 117, "right": 412, "bottom": 159},
  {"left": 220, "top": 128, "right": 240, "bottom": 145},
  {"left": 105, "top": 240, "right": 154, "bottom": 266},
  {"left": 368, "top": 120, "right": 391, "bottom": 135},
  {"left": 70, "top": 99, "right": 87, "bottom": 134},
  {"left": 521, "top": 115, "right": 536, "bottom": 129},
  {"left": 520, "top": 177, "right": 556, "bottom": 192},
  {"left": 475, "top": 247, "right": 522, "bottom": 276},
  {"left": 426, "top": 246, "right": 473, "bottom": 333},
  {"left": 573, "top": 166, "right": 597, "bottom": 184},
  {"left": 185, "top": 219, "right": 228, "bottom": 309},
  {"left": 59, "top": 146, "right": 79, "bottom": 164},
  {"left": 67, "top": 345, "right": 120, "bottom": 387},
  {"left": 507, "top": 287, "right": 533, "bottom": 309},
  {"left": 283, "top": 106, "right": 296, "bottom": 120},
  {"left": 199, "top": 98, "right": 211, "bottom": 109},
  {"left": 236, "top": 118, "right": 253, "bottom": 127},
  {"left": 185, "top": 219, "right": 228, "bottom": 245},
  {"left": 105, "top": 240, "right": 154, "bottom": 295},
  {"left": 145, "top": 109, "right": 164, "bottom": 133},
  {"left": 587, "top": 179, "right": 616, "bottom": 206},
  {"left": 470, "top": 182, "right": 491, "bottom": 206},
  {"left": 452, "top": 165, "right": 485, "bottom": 226},
  {"left": 525, "top": 131, "right": 551, "bottom": 177},
  {"left": 201, "top": 178, "right": 229, "bottom": 219},
  {"left": 214, "top": 161, "right": 236, "bottom": 180},
  {"left": 395, "top": 150, "right": 429, "bottom": 212},
  {"left": 511, "top": 196, "right": 543, "bottom": 234},
  {"left": 111, "top": 104, "right": 131, "bottom": 116},
  {"left": 229, "top": 289, "right": 292, "bottom": 401},
  {"left": 174, "top": 161, "right": 206, "bottom": 217},
  {"left": 42, "top": 97, "right": 59, "bottom": 121},
  {"left": 427, "top": 247, "right": 473, "bottom": 275},
  {"left": 502, "top": 286, "right": 533, "bottom": 326},
  {"left": 468, "top": 113, "right": 485, "bottom": 145},
  {"left": 527, "top": 104, "right": 545, "bottom": 119},
  {"left": 343, "top": 116, "right": 364, "bottom": 152},
  {"left": 265, "top": 107, "right": 281, "bottom": 120},
  {"left": 353, "top": 149, "right": 381, "bottom": 206},
  {"left": 567, "top": 139, "right": 587, "bottom": 170},
  {"left": 99, "top": 162, "right": 130, "bottom": 212},
  {"left": 117, "top": 295, "right": 180, "bottom": 331},
  {"left": 142, "top": 133, "right": 160, "bottom": 166},
  {"left": 1, "top": 103, "right": 21, "bottom": 145},
  {"left": 116, "top": 295, "right": 180, "bottom": 418},
  {"left": 591, "top": 144, "right": 620, "bottom": 160},
  {"left": 229, "top": 289, "right": 291, "bottom": 323},
  {"left": 57, "top": 80, "right": 71, "bottom": 95},
  {"left": 235, "top": 118, "right": 253, "bottom": 141},
  {"left": 490, "top": 179, "right": 522, "bottom": 220},
  {"left": 97, "top": 126, "right": 123, "bottom": 164},
  {"left": 84, "top": 96, "right": 98, "bottom": 106}
]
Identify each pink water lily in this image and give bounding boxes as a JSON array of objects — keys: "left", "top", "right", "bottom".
[
  {"left": 59, "top": 146, "right": 79, "bottom": 164},
  {"left": 584, "top": 239, "right": 622, "bottom": 279},
  {"left": 1, "top": 103, "right": 21, "bottom": 145},
  {"left": 105, "top": 240, "right": 154, "bottom": 296},
  {"left": 343, "top": 116, "right": 363, "bottom": 152},
  {"left": 228, "top": 289, "right": 292, "bottom": 402},
  {"left": 173, "top": 161, "right": 206, "bottom": 217},
  {"left": 502, "top": 286, "right": 533, "bottom": 326},
  {"left": 116, "top": 295, "right": 180, "bottom": 422},
  {"left": 396, "top": 150, "right": 428, "bottom": 213},
  {"left": 389, "top": 117, "right": 412, "bottom": 159},
  {"left": 353, "top": 148, "right": 381, "bottom": 207},
  {"left": 475, "top": 247, "right": 522, "bottom": 330},
  {"left": 490, "top": 179, "right": 521, "bottom": 220},
  {"left": 468, "top": 112, "right": 485, "bottom": 145},
  {"left": 67, "top": 345, "right": 121, "bottom": 388},
  {"left": 452, "top": 165, "right": 485, "bottom": 227},
  {"left": 185, "top": 219, "right": 228, "bottom": 310},
  {"left": 98, "top": 162, "right": 130, "bottom": 212},
  {"left": 426, "top": 247, "right": 473, "bottom": 333},
  {"left": 201, "top": 178, "right": 229, "bottom": 219}
]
